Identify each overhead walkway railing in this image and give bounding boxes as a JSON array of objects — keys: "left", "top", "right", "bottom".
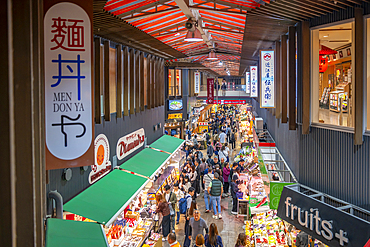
[{"left": 45, "top": 217, "right": 108, "bottom": 247}]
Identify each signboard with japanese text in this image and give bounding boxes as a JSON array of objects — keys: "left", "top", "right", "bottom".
[
  {"left": 194, "top": 72, "right": 200, "bottom": 94},
  {"left": 214, "top": 100, "right": 246, "bottom": 105},
  {"left": 250, "top": 66, "right": 258, "bottom": 97},
  {"left": 260, "top": 50, "right": 275, "bottom": 108},
  {"left": 207, "top": 78, "right": 214, "bottom": 104},
  {"left": 89, "top": 134, "right": 111, "bottom": 184},
  {"left": 168, "top": 113, "right": 183, "bottom": 119},
  {"left": 116, "top": 128, "right": 145, "bottom": 160},
  {"left": 44, "top": 1, "right": 93, "bottom": 170},
  {"left": 246, "top": 72, "right": 250, "bottom": 94}
]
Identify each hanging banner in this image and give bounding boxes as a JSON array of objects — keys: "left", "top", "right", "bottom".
[
  {"left": 250, "top": 66, "right": 258, "bottom": 97},
  {"left": 207, "top": 78, "right": 214, "bottom": 104},
  {"left": 260, "top": 50, "right": 275, "bottom": 108},
  {"left": 44, "top": 1, "right": 94, "bottom": 170},
  {"left": 194, "top": 72, "right": 200, "bottom": 94},
  {"left": 246, "top": 72, "right": 250, "bottom": 94},
  {"left": 278, "top": 185, "right": 370, "bottom": 247},
  {"left": 89, "top": 134, "right": 111, "bottom": 184},
  {"left": 116, "top": 128, "right": 145, "bottom": 160}
]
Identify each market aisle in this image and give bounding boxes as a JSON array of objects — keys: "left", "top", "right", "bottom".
[{"left": 163, "top": 135, "right": 246, "bottom": 247}]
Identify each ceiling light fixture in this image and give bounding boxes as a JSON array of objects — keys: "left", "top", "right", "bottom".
[
  {"left": 218, "top": 61, "right": 223, "bottom": 66},
  {"left": 207, "top": 50, "right": 217, "bottom": 60},
  {"left": 184, "top": 25, "right": 203, "bottom": 42},
  {"left": 323, "top": 35, "right": 329, "bottom": 38}
]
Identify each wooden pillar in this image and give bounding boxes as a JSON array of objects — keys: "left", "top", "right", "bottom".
[
  {"left": 123, "top": 47, "right": 129, "bottom": 116},
  {"left": 354, "top": 7, "right": 364, "bottom": 145},
  {"left": 147, "top": 55, "right": 152, "bottom": 109},
  {"left": 140, "top": 52, "right": 145, "bottom": 111},
  {"left": 116, "top": 45, "right": 123, "bottom": 118},
  {"left": 94, "top": 38, "right": 101, "bottom": 123},
  {"left": 135, "top": 50, "right": 140, "bottom": 113},
  {"left": 130, "top": 49, "right": 135, "bottom": 114},
  {"left": 281, "top": 34, "right": 288, "bottom": 123},
  {"left": 150, "top": 56, "right": 155, "bottom": 108},
  {"left": 301, "top": 21, "right": 310, "bottom": 134},
  {"left": 275, "top": 41, "right": 281, "bottom": 119},
  {"left": 160, "top": 59, "right": 165, "bottom": 106},
  {"left": 288, "top": 26, "right": 296, "bottom": 130},
  {"left": 103, "top": 40, "right": 110, "bottom": 121}
]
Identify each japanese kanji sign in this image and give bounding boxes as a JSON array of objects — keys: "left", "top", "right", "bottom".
[
  {"left": 44, "top": 1, "right": 93, "bottom": 170},
  {"left": 260, "top": 50, "right": 275, "bottom": 108},
  {"left": 246, "top": 72, "right": 250, "bottom": 94},
  {"left": 250, "top": 66, "right": 258, "bottom": 97},
  {"left": 194, "top": 72, "right": 200, "bottom": 94},
  {"left": 207, "top": 78, "right": 214, "bottom": 104}
]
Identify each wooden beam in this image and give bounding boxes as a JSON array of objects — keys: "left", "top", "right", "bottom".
[
  {"left": 354, "top": 7, "right": 364, "bottom": 145},
  {"left": 276, "top": 0, "right": 328, "bottom": 15},
  {"left": 147, "top": 55, "right": 152, "bottom": 109},
  {"left": 140, "top": 52, "right": 145, "bottom": 111},
  {"left": 281, "top": 34, "right": 288, "bottom": 123},
  {"left": 275, "top": 41, "right": 281, "bottom": 119},
  {"left": 135, "top": 51, "right": 140, "bottom": 113},
  {"left": 123, "top": 7, "right": 179, "bottom": 21},
  {"left": 94, "top": 38, "right": 101, "bottom": 124},
  {"left": 301, "top": 21, "right": 310, "bottom": 134},
  {"left": 116, "top": 0, "right": 171, "bottom": 18},
  {"left": 103, "top": 40, "right": 110, "bottom": 121},
  {"left": 155, "top": 58, "right": 160, "bottom": 107},
  {"left": 161, "top": 59, "right": 165, "bottom": 105},
  {"left": 148, "top": 21, "right": 187, "bottom": 35},
  {"left": 203, "top": 27, "right": 244, "bottom": 35},
  {"left": 288, "top": 26, "right": 296, "bottom": 130},
  {"left": 270, "top": 1, "right": 321, "bottom": 17},
  {"left": 116, "top": 45, "right": 123, "bottom": 118},
  {"left": 123, "top": 47, "right": 129, "bottom": 116},
  {"left": 266, "top": 2, "right": 316, "bottom": 19},
  {"left": 130, "top": 49, "right": 135, "bottom": 115},
  {"left": 151, "top": 56, "right": 155, "bottom": 108},
  {"left": 189, "top": 6, "right": 247, "bottom": 16},
  {"left": 199, "top": 17, "right": 244, "bottom": 31}
]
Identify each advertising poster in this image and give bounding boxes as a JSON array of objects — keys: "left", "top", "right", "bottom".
[
  {"left": 246, "top": 72, "right": 250, "bottom": 94},
  {"left": 194, "top": 72, "right": 200, "bottom": 94},
  {"left": 260, "top": 50, "right": 275, "bottom": 108},
  {"left": 250, "top": 66, "right": 258, "bottom": 97},
  {"left": 207, "top": 78, "right": 214, "bottom": 104}
]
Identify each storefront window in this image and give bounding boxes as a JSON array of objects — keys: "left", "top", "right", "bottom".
[
  {"left": 311, "top": 21, "right": 354, "bottom": 128},
  {"left": 168, "top": 69, "right": 182, "bottom": 96}
]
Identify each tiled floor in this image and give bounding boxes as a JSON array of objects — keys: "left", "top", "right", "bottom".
[{"left": 318, "top": 108, "right": 352, "bottom": 127}]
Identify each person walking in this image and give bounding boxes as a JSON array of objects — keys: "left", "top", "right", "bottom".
[
  {"left": 195, "top": 234, "right": 205, "bottom": 247},
  {"left": 204, "top": 223, "right": 223, "bottom": 247},
  {"left": 168, "top": 233, "right": 181, "bottom": 247},
  {"left": 184, "top": 187, "right": 196, "bottom": 247},
  {"left": 222, "top": 162, "right": 230, "bottom": 196},
  {"left": 199, "top": 158, "right": 206, "bottom": 190},
  {"left": 219, "top": 131, "right": 227, "bottom": 146},
  {"left": 218, "top": 146, "right": 228, "bottom": 164},
  {"left": 235, "top": 233, "right": 247, "bottom": 247},
  {"left": 203, "top": 166, "right": 214, "bottom": 213},
  {"left": 189, "top": 210, "right": 209, "bottom": 247},
  {"left": 208, "top": 173, "right": 223, "bottom": 219},
  {"left": 164, "top": 185, "right": 177, "bottom": 233},
  {"left": 155, "top": 193, "right": 171, "bottom": 241},
  {"left": 231, "top": 174, "right": 240, "bottom": 215},
  {"left": 230, "top": 130, "right": 236, "bottom": 149},
  {"left": 173, "top": 183, "right": 184, "bottom": 225},
  {"left": 206, "top": 141, "right": 214, "bottom": 159}
]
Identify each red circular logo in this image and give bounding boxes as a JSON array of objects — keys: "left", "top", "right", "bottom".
[{"left": 264, "top": 53, "right": 271, "bottom": 61}]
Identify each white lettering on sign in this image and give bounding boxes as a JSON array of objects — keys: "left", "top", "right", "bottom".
[
  {"left": 89, "top": 134, "right": 111, "bottom": 184},
  {"left": 285, "top": 197, "right": 349, "bottom": 246},
  {"left": 194, "top": 72, "right": 200, "bottom": 94},
  {"left": 116, "top": 128, "right": 145, "bottom": 160},
  {"left": 250, "top": 66, "right": 258, "bottom": 97},
  {"left": 246, "top": 72, "right": 250, "bottom": 94},
  {"left": 44, "top": 2, "right": 92, "bottom": 160},
  {"left": 260, "top": 50, "right": 275, "bottom": 108}
]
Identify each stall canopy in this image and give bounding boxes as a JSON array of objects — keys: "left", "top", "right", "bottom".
[
  {"left": 149, "top": 135, "right": 184, "bottom": 154},
  {"left": 45, "top": 218, "right": 108, "bottom": 247},
  {"left": 64, "top": 169, "right": 148, "bottom": 226},
  {"left": 119, "top": 148, "right": 170, "bottom": 179}
]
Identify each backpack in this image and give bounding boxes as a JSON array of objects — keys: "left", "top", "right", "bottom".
[
  {"left": 179, "top": 195, "right": 191, "bottom": 214},
  {"left": 206, "top": 133, "right": 210, "bottom": 141}
]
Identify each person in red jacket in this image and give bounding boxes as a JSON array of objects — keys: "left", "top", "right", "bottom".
[{"left": 222, "top": 162, "right": 230, "bottom": 197}]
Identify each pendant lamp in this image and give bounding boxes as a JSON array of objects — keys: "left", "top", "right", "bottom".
[{"left": 184, "top": 29, "right": 203, "bottom": 42}]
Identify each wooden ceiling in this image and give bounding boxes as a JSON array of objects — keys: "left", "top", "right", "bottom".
[{"left": 97, "top": 0, "right": 369, "bottom": 76}]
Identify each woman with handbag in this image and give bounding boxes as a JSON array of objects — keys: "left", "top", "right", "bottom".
[
  {"left": 155, "top": 193, "right": 171, "bottom": 241},
  {"left": 204, "top": 223, "right": 223, "bottom": 247}
]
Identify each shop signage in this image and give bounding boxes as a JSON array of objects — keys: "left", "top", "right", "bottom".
[
  {"left": 260, "top": 50, "right": 275, "bottom": 108},
  {"left": 246, "top": 72, "right": 250, "bottom": 94},
  {"left": 194, "top": 72, "right": 200, "bottom": 94},
  {"left": 250, "top": 66, "right": 258, "bottom": 97},
  {"left": 44, "top": 1, "right": 93, "bottom": 170},
  {"left": 277, "top": 186, "right": 370, "bottom": 247},
  {"left": 269, "top": 182, "right": 295, "bottom": 210},
  {"left": 207, "top": 78, "right": 214, "bottom": 104},
  {"left": 319, "top": 56, "right": 328, "bottom": 73},
  {"left": 116, "top": 128, "right": 145, "bottom": 160},
  {"left": 89, "top": 134, "right": 111, "bottom": 184},
  {"left": 168, "top": 113, "right": 183, "bottom": 119},
  {"left": 214, "top": 100, "right": 246, "bottom": 105}
]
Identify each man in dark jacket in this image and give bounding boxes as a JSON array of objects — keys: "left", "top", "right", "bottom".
[
  {"left": 206, "top": 141, "right": 214, "bottom": 158},
  {"left": 230, "top": 174, "right": 240, "bottom": 214}
]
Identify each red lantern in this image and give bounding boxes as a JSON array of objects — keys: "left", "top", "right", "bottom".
[{"left": 319, "top": 55, "right": 328, "bottom": 73}]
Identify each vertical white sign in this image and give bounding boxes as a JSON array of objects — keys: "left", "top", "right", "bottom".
[
  {"left": 260, "top": 50, "right": 275, "bottom": 108},
  {"left": 246, "top": 72, "right": 250, "bottom": 94},
  {"left": 194, "top": 72, "right": 200, "bottom": 94},
  {"left": 250, "top": 66, "right": 258, "bottom": 97},
  {"left": 44, "top": 2, "right": 92, "bottom": 160}
]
